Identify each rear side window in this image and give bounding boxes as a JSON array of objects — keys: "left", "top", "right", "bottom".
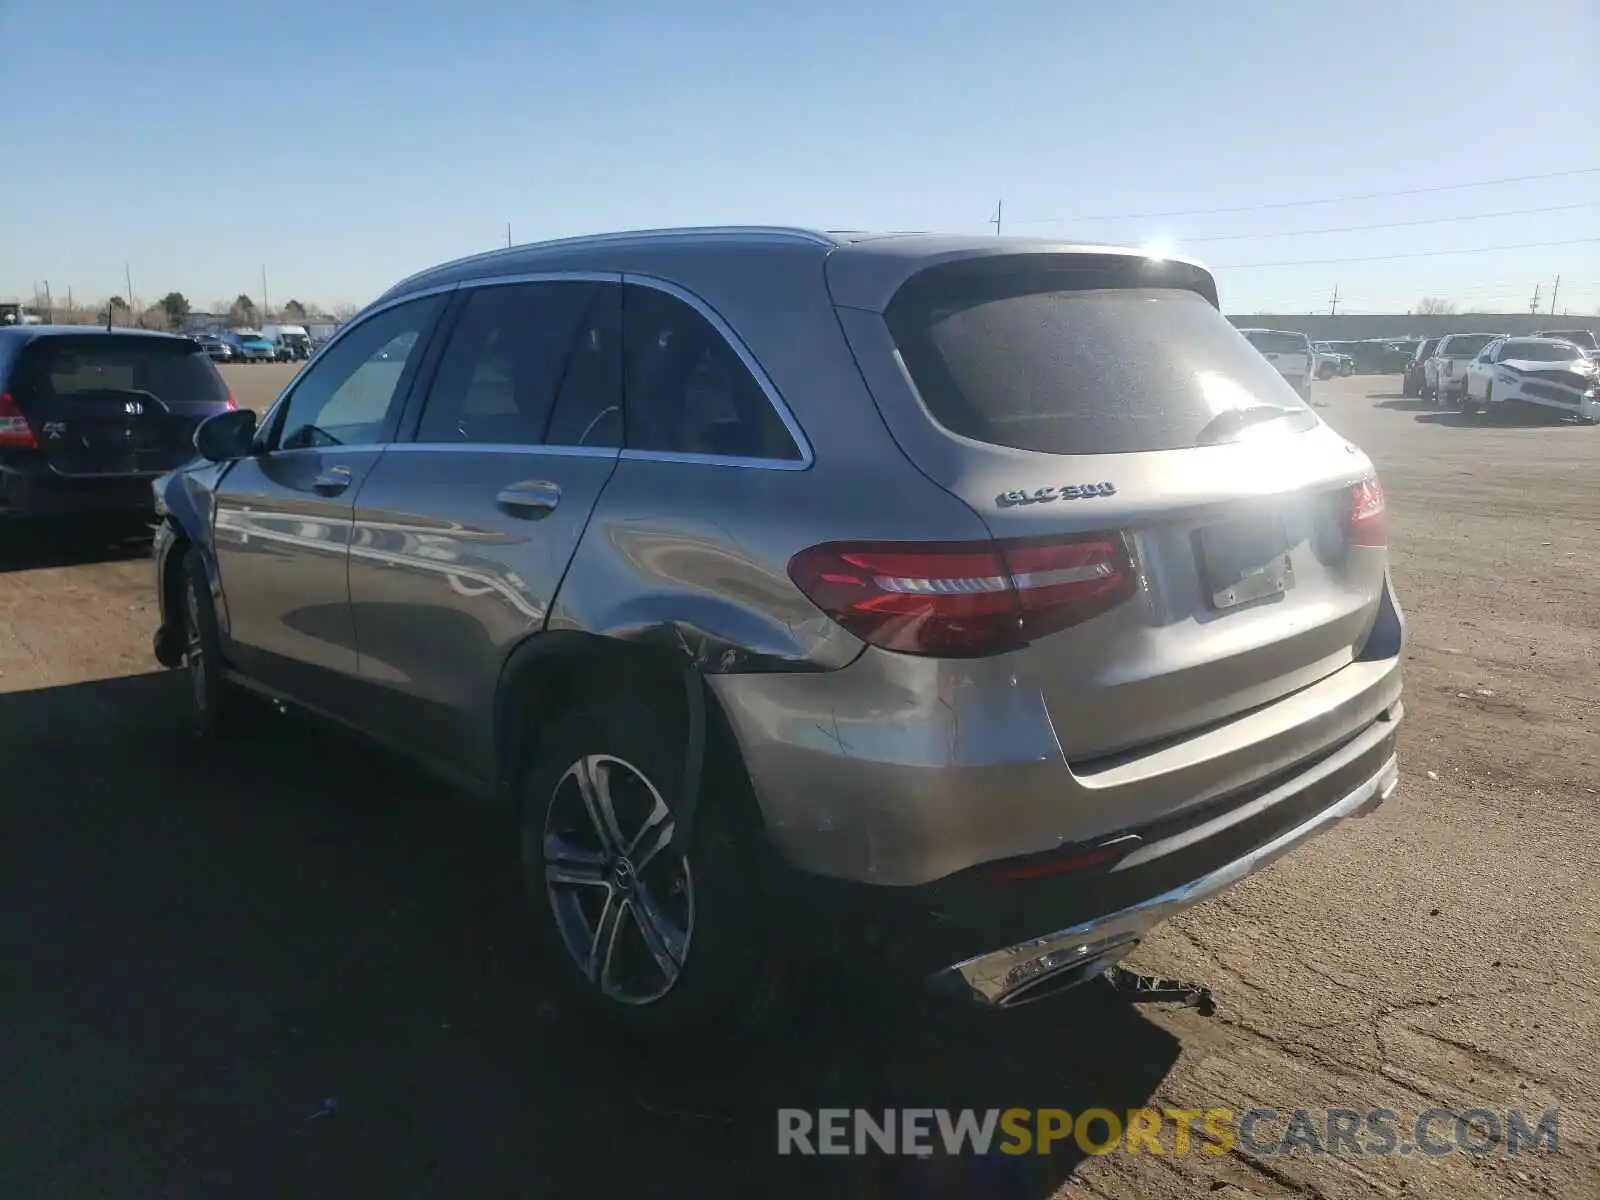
[
  {"left": 884, "top": 261, "right": 1312, "bottom": 456},
  {"left": 12, "top": 336, "right": 229, "bottom": 406},
  {"left": 1243, "top": 331, "right": 1309, "bottom": 355},
  {"left": 622, "top": 285, "right": 801, "bottom": 461},
  {"left": 417, "top": 281, "right": 620, "bottom": 448}
]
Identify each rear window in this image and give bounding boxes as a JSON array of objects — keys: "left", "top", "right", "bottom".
[
  {"left": 1441, "top": 334, "right": 1495, "bottom": 357},
  {"left": 883, "top": 261, "right": 1313, "bottom": 455},
  {"left": 14, "top": 336, "right": 229, "bottom": 405},
  {"left": 1243, "top": 331, "right": 1309, "bottom": 355}
]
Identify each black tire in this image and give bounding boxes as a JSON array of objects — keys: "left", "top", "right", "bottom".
[
  {"left": 180, "top": 547, "right": 234, "bottom": 739},
  {"left": 519, "top": 696, "right": 778, "bottom": 1040}
]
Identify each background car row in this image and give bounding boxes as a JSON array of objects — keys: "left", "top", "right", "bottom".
[
  {"left": 193, "top": 325, "right": 316, "bottom": 365},
  {"left": 1402, "top": 327, "right": 1598, "bottom": 419}
]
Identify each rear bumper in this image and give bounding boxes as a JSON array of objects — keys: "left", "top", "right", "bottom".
[
  {"left": 929, "top": 745, "right": 1399, "bottom": 1006},
  {"left": 765, "top": 705, "right": 1402, "bottom": 1003},
  {"left": 1, "top": 463, "right": 160, "bottom": 518}
]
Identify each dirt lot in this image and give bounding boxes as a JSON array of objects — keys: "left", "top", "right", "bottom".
[{"left": 0, "top": 374, "right": 1595, "bottom": 1199}]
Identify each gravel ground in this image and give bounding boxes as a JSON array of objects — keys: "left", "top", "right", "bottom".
[{"left": 0, "top": 373, "right": 1594, "bottom": 1199}]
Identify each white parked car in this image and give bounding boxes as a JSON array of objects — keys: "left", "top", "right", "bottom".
[
  {"left": 1423, "top": 332, "right": 1499, "bottom": 405},
  {"left": 1240, "top": 328, "right": 1314, "bottom": 400},
  {"left": 1462, "top": 337, "right": 1599, "bottom": 421}
]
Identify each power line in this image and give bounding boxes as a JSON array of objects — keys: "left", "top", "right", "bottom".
[
  {"left": 1016, "top": 167, "right": 1600, "bottom": 225},
  {"left": 1211, "top": 237, "right": 1600, "bottom": 270},
  {"left": 1183, "top": 203, "right": 1593, "bottom": 244}
]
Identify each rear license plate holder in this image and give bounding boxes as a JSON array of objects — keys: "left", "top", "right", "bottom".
[{"left": 1196, "top": 513, "right": 1295, "bottom": 610}]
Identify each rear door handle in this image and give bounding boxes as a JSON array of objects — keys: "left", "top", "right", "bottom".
[
  {"left": 312, "top": 465, "right": 353, "bottom": 495},
  {"left": 496, "top": 480, "right": 561, "bottom": 519}
]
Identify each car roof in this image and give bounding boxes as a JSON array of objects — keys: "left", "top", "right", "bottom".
[
  {"left": 0, "top": 324, "right": 194, "bottom": 346},
  {"left": 1501, "top": 336, "right": 1585, "bottom": 348},
  {"left": 378, "top": 225, "right": 1217, "bottom": 313}
]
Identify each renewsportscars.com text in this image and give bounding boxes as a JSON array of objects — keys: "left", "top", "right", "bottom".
[{"left": 776, "top": 1107, "right": 1560, "bottom": 1158}]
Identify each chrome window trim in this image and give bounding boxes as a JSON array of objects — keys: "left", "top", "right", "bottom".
[
  {"left": 455, "top": 270, "right": 623, "bottom": 289},
  {"left": 384, "top": 441, "right": 619, "bottom": 460},
  {"left": 257, "top": 282, "right": 460, "bottom": 452},
  {"left": 622, "top": 272, "right": 814, "bottom": 471}
]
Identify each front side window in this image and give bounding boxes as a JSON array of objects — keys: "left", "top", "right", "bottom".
[
  {"left": 275, "top": 296, "right": 442, "bottom": 450},
  {"left": 416, "top": 281, "right": 621, "bottom": 448},
  {"left": 622, "top": 285, "right": 800, "bottom": 461}
]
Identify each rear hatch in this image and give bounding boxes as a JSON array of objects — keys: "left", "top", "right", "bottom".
[
  {"left": 6, "top": 334, "right": 234, "bottom": 477},
  {"left": 829, "top": 250, "right": 1388, "bottom": 763}
]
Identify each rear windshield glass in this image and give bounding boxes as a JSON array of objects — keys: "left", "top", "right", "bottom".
[
  {"left": 884, "top": 262, "right": 1313, "bottom": 455},
  {"left": 1243, "top": 331, "right": 1308, "bottom": 354},
  {"left": 1500, "top": 340, "right": 1583, "bottom": 362},
  {"left": 1442, "top": 334, "right": 1495, "bottom": 356},
  {"left": 16, "top": 336, "right": 229, "bottom": 405}
]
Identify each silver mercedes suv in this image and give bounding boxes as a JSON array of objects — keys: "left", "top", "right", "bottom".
[{"left": 151, "top": 228, "right": 1404, "bottom": 1033}]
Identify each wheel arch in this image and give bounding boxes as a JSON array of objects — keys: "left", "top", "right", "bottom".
[{"left": 492, "top": 631, "right": 767, "bottom": 843}]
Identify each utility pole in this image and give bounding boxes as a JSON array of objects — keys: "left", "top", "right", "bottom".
[
  {"left": 125, "top": 264, "right": 134, "bottom": 313},
  {"left": 989, "top": 200, "right": 1003, "bottom": 237},
  {"left": 1528, "top": 284, "right": 1541, "bottom": 315},
  {"left": 1328, "top": 282, "right": 1340, "bottom": 316},
  {"left": 1549, "top": 274, "right": 1560, "bottom": 315},
  {"left": 261, "top": 264, "right": 270, "bottom": 323},
  {"left": 506, "top": 222, "right": 513, "bottom": 248},
  {"left": 43, "top": 281, "right": 52, "bottom": 323}
]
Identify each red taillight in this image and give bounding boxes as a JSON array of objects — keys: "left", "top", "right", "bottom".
[
  {"left": 0, "top": 392, "right": 37, "bottom": 448},
  {"left": 1347, "top": 476, "right": 1386, "bottom": 547},
  {"left": 224, "top": 390, "right": 238, "bottom": 411},
  {"left": 787, "top": 533, "right": 1137, "bottom": 658}
]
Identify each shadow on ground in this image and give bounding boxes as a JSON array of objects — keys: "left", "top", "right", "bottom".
[
  {"left": 0, "top": 516, "right": 155, "bottom": 574},
  {"left": 1376, "top": 399, "right": 1572, "bottom": 427},
  {"left": 0, "top": 672, "right": 1182, "bottom": 1199}
]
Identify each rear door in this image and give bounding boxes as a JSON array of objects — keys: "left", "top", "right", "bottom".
[
  {"left": 832, "top": 253, "right": 1385, "bottom": 762},
  {"left": 211, "top": 294, "right": 446, "bottom": 706},
  {"left": 7, "top": 334, "right": 232, "bottom": 477},
  {"left": 347, "top": 277, "right": 624, "bottom": 774}
]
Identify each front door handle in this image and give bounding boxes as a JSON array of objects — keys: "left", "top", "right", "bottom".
[
  {"left": 496, "top": 480, "right": 561, "bottom": 519},
  {"left": 312, "top": 465, "right": 353, "bottom": 495}
]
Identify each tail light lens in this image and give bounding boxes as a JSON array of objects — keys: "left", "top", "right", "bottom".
[
  {"left": 1347, "top": 476, "right": 1386, "bottom": 547},
  {"left": 0, "top": 391, "right": 37, "bottom": 448},
  {"left": 787, "top": 533, "right": 1137, "bottom": 658},
  {"left": 224, "top": 391, "right": 238, "bottom": 411}
]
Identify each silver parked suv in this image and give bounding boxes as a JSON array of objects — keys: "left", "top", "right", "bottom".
[{"left": 151, "top": 228, "right": 1404, "bottom": 1033}]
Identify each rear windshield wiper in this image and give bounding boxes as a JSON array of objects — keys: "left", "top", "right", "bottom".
[{"left": 1194, "top": 404, "right": 1297, "bottom": 446}]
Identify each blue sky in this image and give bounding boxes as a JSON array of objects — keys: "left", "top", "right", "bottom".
[{"left": 2, "top": 0, "right": 1595, "bottom": 315}]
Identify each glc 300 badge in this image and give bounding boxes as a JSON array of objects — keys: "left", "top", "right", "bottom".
[{"left": 996, "top": 482, "right": 1117, "bottom": 508}]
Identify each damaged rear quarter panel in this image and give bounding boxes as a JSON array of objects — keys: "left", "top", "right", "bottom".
[{"left": 544, "top": 457, "right": 994, "bottom": 674}]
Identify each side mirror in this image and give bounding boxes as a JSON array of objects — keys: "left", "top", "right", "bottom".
[{"left": 195, "top": 408, "right": 259, "bottom": 462}]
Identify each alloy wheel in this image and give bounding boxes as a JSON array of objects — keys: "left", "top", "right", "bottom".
[{"left": 543, "top": 754, "right": 694, "bottom": 1006}]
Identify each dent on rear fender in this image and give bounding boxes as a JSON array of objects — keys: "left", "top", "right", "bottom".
[{"left": 547, "top": 519, "right": 865, "bottom": 673}]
